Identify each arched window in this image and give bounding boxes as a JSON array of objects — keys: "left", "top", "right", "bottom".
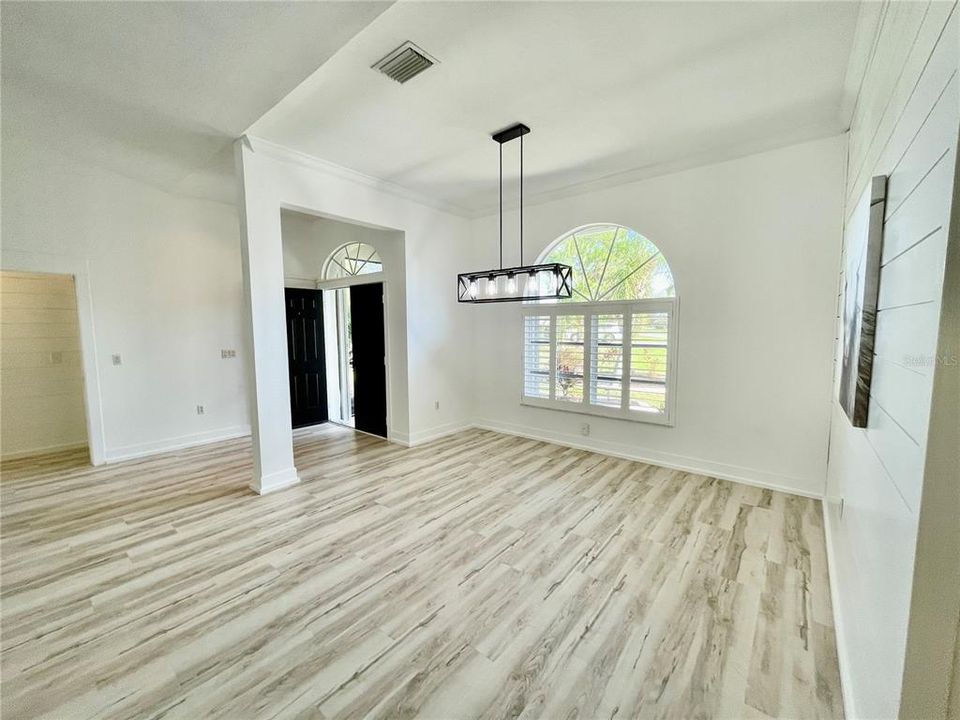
[
  {"left": 542, "top": 224, "right": 675, "bottom": 301},
  {"left": 323, "top": 243, "right": 383, "bottom": 280},
  {"left": 522, "top": 223, "right": 678, "bottom": 424}
]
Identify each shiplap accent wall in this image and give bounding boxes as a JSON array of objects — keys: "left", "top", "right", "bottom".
[
  {"left": 825, "top": 2, "right": 959, "bottom": 718},
  {"left": 0, "top": 271, "right": 88, "bottom": 458}
]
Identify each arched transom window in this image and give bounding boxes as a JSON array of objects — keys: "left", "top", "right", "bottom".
[
  {"left": 323, "top": 242, "right": 383, "bottom": 280},
  {"left": 522, "top": 223, "right": 678, "bottom": 425},
  {"left": 543, "top": 224, "right": 675, "bottom": 301}
]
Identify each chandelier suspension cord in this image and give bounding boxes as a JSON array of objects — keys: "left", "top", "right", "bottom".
[{"left": 455, "top": 123, "right": 572, "bottom": 304}]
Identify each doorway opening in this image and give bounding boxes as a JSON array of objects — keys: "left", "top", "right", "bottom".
[
  {"left": 281, "top": 211, "right": 394, "bottom": 441},
  {"left": 327, "top": 287, "right": 354, "bottom": 428},
  {"left": 322, "top": 282, "right": 387, "bottom": 437},
  {"left": 0, "top": 270, "right": 91, "bottom": 463}
]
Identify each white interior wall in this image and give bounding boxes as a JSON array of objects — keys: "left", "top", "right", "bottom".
[
  {"left": 280, "top": 210, "right": 406, "bottom": 439},
  {"left": 0, "top": 271, "right": 89, "bottom": 458},
  {"left": 469, "top": 135, "right": 845, "bottom": 497},
  {"left": 1, "top": 134, "right": 251, "bottom": 463},
  {"left": 1, "top": 114, "right": 847, "bottom": 487},
  {"left": 824, "top": 3, "right": 959, "bottom": 718}
]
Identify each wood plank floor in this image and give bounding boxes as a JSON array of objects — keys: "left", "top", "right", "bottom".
[{"left": 0, "top": 425, "right": 843, "bottom": 719}]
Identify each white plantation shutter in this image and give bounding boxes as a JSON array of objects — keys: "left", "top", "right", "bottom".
[
  {"left": 523, "top": 315, "right": 551, "bottom": 399},
  {"left": 554, "top": 314, "right": 585, "bottom": 403},
  {"left": 588, "top": 313, "right": 624, "bottom": 408},
  {"left": 630, "top": 311, "right": 669, "bottom": 414},
  {"left": 521, "top": 300, "right": 675, "bottom": 424}
]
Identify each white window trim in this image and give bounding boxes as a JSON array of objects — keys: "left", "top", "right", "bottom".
[{"left": 520, "top": 297, "right": 678, "bottom": 426}]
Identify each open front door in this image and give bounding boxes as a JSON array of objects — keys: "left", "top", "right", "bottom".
[
  {"left": 285, "top": 288, "right": 328, "bottom": 429},
  {"left": 349, "top": 282, "right": 387, "bottom": 438}
]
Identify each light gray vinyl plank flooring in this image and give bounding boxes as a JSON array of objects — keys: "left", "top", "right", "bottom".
[{"left": 0, "top": 425, "right": 843, "bottom": 719}]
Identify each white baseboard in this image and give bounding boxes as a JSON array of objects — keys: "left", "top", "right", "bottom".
[
  {"left": 388, "top": 431, "right": 411, "bottom": 446},
  {"left": 473, "top": 418, "right": 823, "bottom": 499},
  {"left": 251, "top": 467, "right": 300, "bottom": 495},
  {"left": 1, "top": 441, "right": 88, "bottom": 461},
  {"left": 103, "top": 426, "right": 251, "bottom": 463},
  {"left": 83, "top": 419, "right": 820, "bottom": 502},
  {"left": 395, "top": 417, "right": 822, "bottom": 499},
  {"left": 822, "top": 501, "right": 857, "bottom": 720},
  {"left": 93, "top": 416, "right": 822, "bottom": 499}
]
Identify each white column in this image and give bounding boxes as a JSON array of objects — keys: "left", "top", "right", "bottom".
[{"left": 234, "top": 138, "right": 300, "bottom": 494}]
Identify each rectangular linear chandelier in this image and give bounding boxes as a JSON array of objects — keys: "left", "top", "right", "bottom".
[{"left": 457, "top": 123, "right": 574, "bottom": 303}]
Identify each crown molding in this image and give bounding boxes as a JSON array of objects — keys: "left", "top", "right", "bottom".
[
  {"left": 247, "top": 123, "right": 845, "bottom": 222},
  {"left": 243, "top": 135, "right": 473, "bottom": 219},
  {"left": 469, "top": 121, "right": 847, "bottom": 218}
]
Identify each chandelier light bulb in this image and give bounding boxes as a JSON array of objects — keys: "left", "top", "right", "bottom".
[
  {"left": 538, "top": 270, "right": 551, "bottom": 293},
  {"left": 526, "top": 272, "right": 538, "bottom": 294},
  {"left": 486, "top": 276, "right": 497, "bottom": 295},
  {"left": 469, "top": 279, "right": 478, "bottom": 299},
  {"left": 506, "top": 274, "right": 517, "bottom": 293}
]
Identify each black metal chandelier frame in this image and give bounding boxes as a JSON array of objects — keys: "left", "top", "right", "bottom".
[
  {"left": 457, "top": 123, "right": 574, "bottom": 304},
  {"left": 457, "top": 262, "right": 574, "bottom": 304}
]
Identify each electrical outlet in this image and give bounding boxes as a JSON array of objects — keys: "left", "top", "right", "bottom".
[
  {"left": 112, "top": 354, "right": 122, "bottom": 366},
  {"left": 580, "top": 423, "right": 590, "bottom": 437},
  {"left": 50, "top": 351, "right": 63, "bottom": 365},
  {"left": 434, "top": 400, "right": 440, "bottom": 410},
  {"left": 221, "top": 349, "right": 236, "bottom": 359},
  {"left": 196, "top": 405, "right": 205, "bottom": 415}
]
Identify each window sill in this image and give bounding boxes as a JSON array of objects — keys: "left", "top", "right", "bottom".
[{"left": 520, "top": 397, "right": 674, "bottom": 427}]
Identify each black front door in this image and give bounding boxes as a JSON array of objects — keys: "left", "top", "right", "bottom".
[
  {"left": 285, "top": 288, "right": 327, "bottom": 429},
  {"left": 350, "top": 282, "right": 387, "bottom": 438}
]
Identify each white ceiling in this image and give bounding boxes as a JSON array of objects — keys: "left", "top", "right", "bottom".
[
  {"left": 1, "top": 1, "right": 391, "bottom": 201},
  {"left": 249, "top": 1, "right": 861, "bottom": 215}
]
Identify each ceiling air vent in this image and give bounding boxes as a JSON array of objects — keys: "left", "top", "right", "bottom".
[{"left": 372, "top": 41, "right": 437, "bottom": 84}]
